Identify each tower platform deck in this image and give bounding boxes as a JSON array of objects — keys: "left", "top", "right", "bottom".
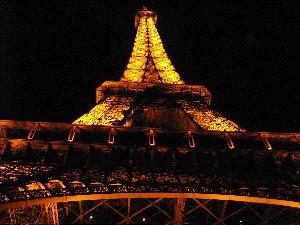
[
  {"left": 96, "top": 81, "right": 212, "bottom": 105},
  {"left": 0, "top": 120, "right": 300, "bottom": 209}
]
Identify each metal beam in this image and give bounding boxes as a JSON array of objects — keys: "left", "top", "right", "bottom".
[
  {"left": 0, "top": 124, "right": 7, "bottom": 137},
  {"left": 9, "top": 208, "right": 17, "bottom": 225},
  {"left": 44, "top": 203, "right": 59, "bottom": 225},
  {"left": 260, "top": 134, "right": 272, "bottom": 150},
  {"left": 2, "top": 193, "right": 300, "bottom": 211},
  {"left": 220, "top": 200, "right": 227, "bottom": 220},
  {"left": 78, "top": 201, "right": 84, "bottom": 224},
  {"left": 187, "top": 131, "right": 195, "bottom": 148},
  {"left": 247, "top": 202, "right": 264, "bottom": 221},
  {"left": 184, "top": 199, "right": 211, "bottom": 217},
  {"left": 193, "top": 198, "right": 225, "bottom": 225},
  {"left": 224, "top": 132, "right": 234, "bottom": 149},
  {"left": 213, "top": 202, "right": 251, "bottom": 225},
  {"left": 174, "top": 198, "right": 186, "bottom": 225},
  {"left": 70, "top": 201, "right": 89, "bottom": 225},
  {"left": 117, "top": 198, "right": 163, "bottom": 224},
  {"left": 149, "top": 129, "right": 155, "bottom": 146},
  {"left": 145, "top": 199, "right": 173, "bottom": 220},
  {"left": 108, "top": 127, "right": 116, "bottom": 144},
  {"left": 260, "top": 207, "right": 287, "bottom": 224},
  {"left": 127, "top": 198, "right": 131, "bottom": 225},
  {"left": 68, "top": 126, "right": 78, "bottom": 142},
  {"left": 70, "top": 201, "right": 103, "bottom": 225},
  {"left": 100, "top": 200, "right": 128, "bottom": 222}
]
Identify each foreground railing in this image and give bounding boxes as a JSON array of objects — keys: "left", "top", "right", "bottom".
[{"left": 1, "top": 184, "right": 299, "bottom": 204}]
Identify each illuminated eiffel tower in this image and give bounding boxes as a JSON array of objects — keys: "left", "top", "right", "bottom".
[
  {"left": 73, "top": 7, "right": 245, "bottom": 133},
  {"left": 1, "top": 7, "right": 300, "bottom": 225}
]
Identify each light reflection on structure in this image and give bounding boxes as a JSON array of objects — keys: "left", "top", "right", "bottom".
[
  {"left": 72, "top": 8, "right": 245, "bottom": 132},
  {"left": 121, "top": 9, "right": 184, "bottom": 84},
  {"left": 177, "top": 100, "right": 246, "bottom": 131},
  {"left": 73, "top": 96, "right": 134, "bottom": 125}
]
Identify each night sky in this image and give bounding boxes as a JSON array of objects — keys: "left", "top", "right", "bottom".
[{"left": 1, "top": 2, "right": 299, "bottom": 132}]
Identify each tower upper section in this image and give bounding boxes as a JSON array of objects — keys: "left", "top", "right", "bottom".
[
  {"left": 120, "top": 7, "right": 184, "bottom": 84},
  {"left": 73, "top": 8, "right": 245, "bottom": 132}
]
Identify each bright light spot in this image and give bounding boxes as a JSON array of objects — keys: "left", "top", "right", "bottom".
[
  {"left": 142, "top": 217, "right": 146, "bottom": 222},
  {"left": 89, "top": 215, "right": 93, "bottom": 219}
]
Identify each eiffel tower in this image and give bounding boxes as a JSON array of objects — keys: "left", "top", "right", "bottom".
[
  {"left": 73, "top": 7, "right": 245, "bottom": 133},
  {"left": 0, "top": 7, "right": 300, "bottom": 225}
]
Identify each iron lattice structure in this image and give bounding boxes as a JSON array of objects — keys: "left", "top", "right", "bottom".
[{"left": 1, "top": 7, "right": 300, "bottom": 225}]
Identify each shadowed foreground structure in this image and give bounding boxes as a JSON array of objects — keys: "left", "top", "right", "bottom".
[{"left": 0, "top": 7, "right": 300, "bottom": 225}]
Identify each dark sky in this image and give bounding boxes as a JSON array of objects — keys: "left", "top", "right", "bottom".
[{"left": 1, "top": 2, "right": 299, "bottom": 132}]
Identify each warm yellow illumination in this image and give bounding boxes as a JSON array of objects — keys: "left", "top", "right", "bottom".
[
  {"left": 178, "top": 100, "right": 246, "bottom": 131},
  {"left": 121, "top": 14, "right": 184, "bottom": 84},
  {"left": 73, "top": 97, "right": 134, "bottom": 125},
  {"left": 73, "top": 9, "right": 245, "bottom": 132}
]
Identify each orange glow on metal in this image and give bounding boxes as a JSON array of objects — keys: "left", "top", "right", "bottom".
[
  {"left": 73, "top": 97, "right": 134, "bottom": 125},
  {"left": 177, "top": 100, "right": 246, "bottom": 131},
  {"left": 120, "top": 12, "right": 184, "bottom": 84},
  {"left": 72, "top": 9, "right": 246, "bottom": 132}
]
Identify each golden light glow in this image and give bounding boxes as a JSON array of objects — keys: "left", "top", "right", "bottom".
[
  {"left": 73, "top": 97, "right": 134, "bottom": 125},
  {"left": 73, "top": 9, "right": 245, "bottom": 132},
  {"left": 178, "top": 100, "right": 246, "bottom": 131},
  {"left": 121, "top": 15, "right": 184, "bottom": 84}
]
